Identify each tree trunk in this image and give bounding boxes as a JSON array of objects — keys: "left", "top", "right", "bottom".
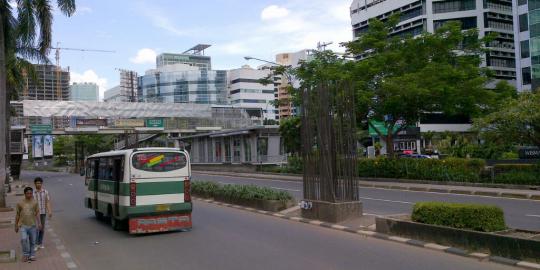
[
  {"left": 385, "top": 133, "right": 395, "bottom": 158},
  {"left": 0, "top": 12, "right": 8, "bottom": 208}
]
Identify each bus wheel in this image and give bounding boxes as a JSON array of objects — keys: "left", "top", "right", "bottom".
[
  {"left": 111, "top": 217, "right": 122, "bottom": 231},
  {"left": 95, "top": 211, "right": 104, "bottom": 220}
]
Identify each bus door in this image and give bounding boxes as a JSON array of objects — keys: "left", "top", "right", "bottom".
[
  {"left": 112, "top": 157, "right": 124, "bottom": 216},
  {"left": 92, "top": 159, "right": 99, "bottom": 210}
]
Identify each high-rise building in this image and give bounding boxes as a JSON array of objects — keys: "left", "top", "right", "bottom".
[
  {"left": 350, "top": 0, "right": 516, "bottom": 84},
  {"left": 138, "top": 63, "right": 228, "bottom": 104},
  {"left": 513, "top": 0, "right": 539, "bottom": 92},
  {"left": 70, "top": 82, "right": 99, "bottom": 101},
  {"left": 138, "top": 45, "right": 228, "bottom": 104},
  {"left": 228, "top": 65, "right": 277, "bottom": 120},
  {"left": 19, "top": 64, "right": 70, "bottom": 128},
  {"left": 119, "top": 70, "right": 138, "bottom": 102},
  {"left": 275, "top": 50, "right": 312, "bottom": 119},
  {"left": 22, "top": 64, "right": 70, "bottom": 101}
]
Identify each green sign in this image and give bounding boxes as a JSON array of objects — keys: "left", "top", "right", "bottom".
[
  {"left": 31, "top": 124, "right": 52, "bottom": 134},
  {"left": 368, "top": 121, "right": 401, "bottom": 136},
  {"left": 145, "top": 118, "right": 164, "bottom": 128}
]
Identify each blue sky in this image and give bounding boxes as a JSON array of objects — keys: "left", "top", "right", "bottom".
[{"left": 46, "top": 0, "right": 352, "bottom": 99}]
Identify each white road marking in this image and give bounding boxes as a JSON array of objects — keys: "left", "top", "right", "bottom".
[
  {"left": 271, "top": 187, "right": 301, "bottom": 192},
  {"left": 358, "top": 197, "right": 414, "bottom": 205},
  {"left": 526, "top": 214, "right": 540, "bottom": 218},
  {"left": 198, "top": 173, "right": 540, "bottom": 202}
]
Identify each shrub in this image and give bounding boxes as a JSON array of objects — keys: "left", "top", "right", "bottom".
[
  {"left": 191, "top": 181, "right": 294, "bottom": 201},
  {"left": 191, "top": 181, "right": 220, "bottom": 198},
  {"left": 411, "top": 202, "right": 506, "bottom": 232},
  {"left": 494, "top": 171, "right": 540, "bottom": 185},
  {"left": 357, "top": 158, "right": 486, "bottom": 182}
]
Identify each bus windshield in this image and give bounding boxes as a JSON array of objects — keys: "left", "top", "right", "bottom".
[{"left": 132, "top": 152, "right": 187, "bottom": 172}]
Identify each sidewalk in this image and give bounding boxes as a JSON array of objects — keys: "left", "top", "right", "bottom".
[
  {"left": 194, "top": 171, "right": 540, "bottom": 200},
  {"left": 0, "top": 181, "right": 72, "bottom": 270}
]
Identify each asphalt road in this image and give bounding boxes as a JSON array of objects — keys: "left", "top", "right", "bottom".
[
  {"left": 192, "top": 173, "right": 540, "bottom": 231},
  {"left": 23, "top": 171, "right": 511, "bottom": 270}
]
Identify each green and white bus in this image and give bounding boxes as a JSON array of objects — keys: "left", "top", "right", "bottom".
[{"left": 83, "top": 148, "right": 192, "bottom": 234}]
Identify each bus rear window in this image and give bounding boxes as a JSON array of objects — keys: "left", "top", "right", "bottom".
[{"left": 132, "top": 152, "right": 187, "bottom": 172}]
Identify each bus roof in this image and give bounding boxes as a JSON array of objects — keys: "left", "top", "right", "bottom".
[{"left": 87, "top": 148, "right": 183, "bottom": 159}]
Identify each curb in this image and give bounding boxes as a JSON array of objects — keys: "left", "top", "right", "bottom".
[
  {"left": 195, "top": 172, "right": 540, "bottom": 201},
  {"left": 0, "top": 250, "right": 16, "bottom": 263},
  {"left": 194, "top": 196, "right": 540, "bottom": 270}
]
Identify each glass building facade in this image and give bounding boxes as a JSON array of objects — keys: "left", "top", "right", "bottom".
[
  {"left": 138, "top": 67, "right": 228, "bottom": 104},
  {"left": 156, "top": 53, "right": 212, "bottom": 70},
  {"left": 529, "top": 1, "right": 540, "bottom": 90}
]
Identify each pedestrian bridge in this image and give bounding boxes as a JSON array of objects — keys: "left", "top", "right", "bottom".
[{"left": 12, "top": 101, "right": 263, "bottom": 135}]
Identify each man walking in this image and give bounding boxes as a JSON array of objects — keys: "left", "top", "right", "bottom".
[
  {"left": 15, "top": 187, "right": 41, "bottom": 262},
  {"left": 33, "top": 177, "right": 52, "bottom": 250}
]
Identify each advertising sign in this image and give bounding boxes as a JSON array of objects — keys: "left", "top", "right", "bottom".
[
  {"left": 33, "top": 136, "right": 43, "bottom": 158},
  {"left": 31, "top": 124, "right": 52, "bottom": 134},
  {"left": 76, "top": 119, "right": 108, "bottom": 127},
  {"left": 145, "top": 118, "right": 164, "bottom": 128},
  {"left": 519, "top": 147, "right": 540, "bottom": 159},
  {"left": 114, "top": 119, "right": 145, "bottom": 128},
  {"left": 43, "top": 135, "right": 53, "bottom": 157}
]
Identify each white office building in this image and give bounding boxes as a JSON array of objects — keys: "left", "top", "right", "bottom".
[
  {"left": 103, "top": 86, "right": 126, "bottom": 102},
  {"left": 513, "top": 0, "right": 540, "bottom": 92},
  {"left": 228, "top": 65, "right": 277, "bottom": 120},
  {"left": 350, "top": 0, "right": 516, "bottom": 84}
]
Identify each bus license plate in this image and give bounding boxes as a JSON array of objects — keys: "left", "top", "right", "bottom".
[{"left": 156, "top": 204, "right": 170, "bottom": 212}]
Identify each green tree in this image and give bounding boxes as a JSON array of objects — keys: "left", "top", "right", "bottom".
[
  {"left": 279, "top": 116, "right": 301, "bottom": 155},
  {"left": 474, "top": 91, "right": 540, "bottom": 148},
  {"left": 344, "top": 17, "right": 507, "bottom": 157},
  {"left": 0, "top": 0, "right": 76, "bottom": 207}
]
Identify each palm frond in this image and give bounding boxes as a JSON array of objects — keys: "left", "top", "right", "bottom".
[
  {"left": 34, "top": 0, "right": 53, "bottom": 54},
  {"left": 56, "top": 0, "right": 75, "bottom": 16},
  {"left": 16, "top": 0, "right": 37, "bottom": 49}
]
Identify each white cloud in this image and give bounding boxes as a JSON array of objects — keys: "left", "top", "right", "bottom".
[
  {"left": 261, "top": 5, "right": 290, "bottom": 20},
  {"left": 70, "top": 70, "right": 108, "bottom": 100},
  {"left": 137, "top": 3, "right": 192, "bottom": 36},
  {"left": 75, "top": 6, "right": 93, "bottom": 15},
  {"left": 214, "top": 0, "right": 352, "bottom": 60},
  {"left": 130, "top": 48, "right": 157, "bottom": 65}
]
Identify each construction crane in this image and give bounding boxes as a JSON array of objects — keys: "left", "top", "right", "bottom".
[{"left": 51, "top": 43, "right": 116, "bottom": 100}]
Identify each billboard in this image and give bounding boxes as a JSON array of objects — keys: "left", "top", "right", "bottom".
[
  {"left": 33, "top": 136, "right": 43, "bottom": 158},
  {"left": 76, "top": 119, "right": 108, "bottom": 127},
  {"left": 114, "top": 119, "right": 145, "bottom": 128},
  {"left": 44, "top": 135, "right": 53, "bottom": 157}
]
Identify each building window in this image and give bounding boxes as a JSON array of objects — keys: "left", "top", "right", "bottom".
[
  {"left": 522, "top": 40, "right": 531, "bottom": 58},
  {"left": 433, "top": 0, "right": 475, "bottom": 14},
  {"left": 519, "top": 0, "right": 527, "bottom": 6},
  {"left": 520, "top": 14, "right": 530, "bottom": 32},
  {"left": 434, "top": 17, "right": 477, "bottom": 31},
  {"left": 530, "top": 0, "right": 540, "bottom": 10},
  {"left": 523, "top": 67, "right": 532, "bottom": 85}
]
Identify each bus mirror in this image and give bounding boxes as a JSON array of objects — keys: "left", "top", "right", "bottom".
[{"left": 80, "top": 168, "right": 85, "bottom": 176}]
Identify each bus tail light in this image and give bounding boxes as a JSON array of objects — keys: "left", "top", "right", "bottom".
[
  {"left": 130, "top": 182, "right": 137, "bottom": 206},
  {"left": 184, "top": 179, "right": 191, "bottom": 203}
]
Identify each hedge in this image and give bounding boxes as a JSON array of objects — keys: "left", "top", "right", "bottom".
[
  {"left": 493, "top": 163, "right": 540, "bottom": 185},
  {"left": 357, "top": 158, "right": 486, "bottom": 182},
  {"left": 191, "top": 181, "right": 294, "bottom": 201},
  {"left": 411, "top": 202, "right": 506, "bottom": 232}
]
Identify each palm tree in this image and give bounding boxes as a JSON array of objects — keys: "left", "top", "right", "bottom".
[{"left": 0, "top": 0, "right": 76, "bottom": 207}]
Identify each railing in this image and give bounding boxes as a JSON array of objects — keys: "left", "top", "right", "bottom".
[{"left": 486, "top": 2, "right": 512, "bottom": 12}]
